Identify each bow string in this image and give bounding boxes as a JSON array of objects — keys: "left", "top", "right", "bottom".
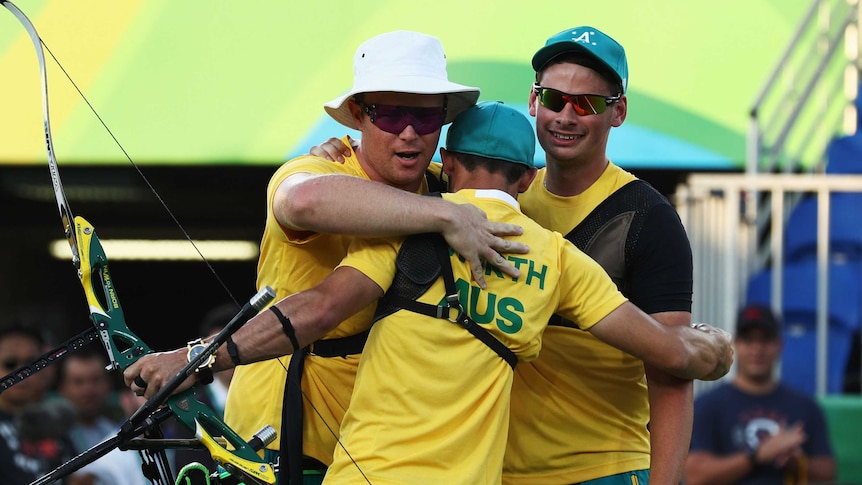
[{"left": 2, "top": 2, "right": 278, "bottom": 484}]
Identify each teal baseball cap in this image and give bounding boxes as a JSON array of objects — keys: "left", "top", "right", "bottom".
[
  {"left": 445, "top": 101, "right": 536, "bottom": 168},
  {"left": 532, "top": 26, "right": 628, "bottom": 93}
]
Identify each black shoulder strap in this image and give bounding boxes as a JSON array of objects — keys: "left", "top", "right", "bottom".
[
  {"left": 374, "top": 215, "right": 517, "bottom": 369},
  {"left": 563, "top": 179, "right": 658, "bottom": 292},
  {"left": 430, "top": 235, "right": 518, "bottom": 370},
  {"left": 425, "top": 169, "right": 448, "bottom": 193},
  {"left": 563, "top": 179, "right": 651, "bottom": 250},
  {"left": 549, "top": 179, "right": 655, "bottom": 329}
]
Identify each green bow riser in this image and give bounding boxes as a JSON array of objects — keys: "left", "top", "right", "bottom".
[{"left": 75, "top": 215, "right": 276, "bottom": 484}]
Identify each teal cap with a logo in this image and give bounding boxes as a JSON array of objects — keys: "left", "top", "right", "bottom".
[
  {"left": 532, "top": 26, "right": 628, "bottom": 93},
  {"left": 445, "top": 101, "right": 535, "bottom": 168}
]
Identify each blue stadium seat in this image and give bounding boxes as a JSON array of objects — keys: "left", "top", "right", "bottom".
[
  {"left": 746, "top": 260, "right": 862, "bottom": 395},
  {"left": 783, "top": 192, "right": 862, "bottom": 262},
  {"left": 826, "top": 134, "right": 862, "bottom": 174},
  {"left": 784, "top": 128, "right": 862, "bottom": 262}
]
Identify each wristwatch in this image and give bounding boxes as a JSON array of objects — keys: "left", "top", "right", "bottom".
[{"left": 187, "top": 338, "right": 215, "bottom": 385}]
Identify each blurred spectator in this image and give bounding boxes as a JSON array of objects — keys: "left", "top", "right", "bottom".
[
  {"left": 57, "top": 346, "right": 123, "bottom": 452},
  {"left": 70, "top": 388, "right": 150, "bottom": 485},
  {"left": 685, "top": 304, "right": 837, "bottom": 485},
  {"left": 0, "top": 325, "right": 76, "bottom": 485}
]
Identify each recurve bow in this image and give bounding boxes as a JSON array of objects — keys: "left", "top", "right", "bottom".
[{"left": 2, "top": 2, "right": 278, "bottom": 484}]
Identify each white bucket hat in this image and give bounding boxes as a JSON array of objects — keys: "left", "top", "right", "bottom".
[{"left": 323, "top": 30, "right": 481, "bottom": 130}]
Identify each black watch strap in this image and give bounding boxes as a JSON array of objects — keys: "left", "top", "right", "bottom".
[{"left": 196, "top": 366, "right": 214, "bottom": 386}]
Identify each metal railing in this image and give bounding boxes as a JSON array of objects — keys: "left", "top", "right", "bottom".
[
  {"left": 678, "top": 0, "right": 862, "bottom": 397},
  {"left": 748, "top": 0, "right": 859, "bottom": 176},
  {"left": 674, "top": 173, "right": 862, "bottom": 396},
  {"left": 744, "top": 0, "right": 861, "bottom": 275}
]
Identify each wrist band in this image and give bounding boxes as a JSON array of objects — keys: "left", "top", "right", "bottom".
[
  {"left": 226, "top": 335, "right": 241, "bottom": 366},
  {"left": 270, "top": 305, "right": 301, "bottom": 352},
  {"left": 748, "top": 447, "right": 759, "bottom": 466}
]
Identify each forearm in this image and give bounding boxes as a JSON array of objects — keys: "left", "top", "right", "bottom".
[
  {"left": 641, "top": 309, "right": 695, "bottom": 485},
  {"left": 645, "top": 368, "right": 693, "bottom": 485},
  {"left": 212, "top": 304, "right": 297, "bottom": 371},
  {"left": 684, "top": 452, "right": 754, "bottom": 485},
  {"left": 125, "top": 269, "right": 379, "bottom": 398},
  {"left": 590, "top": 306, "right": 730, "bottom": 380},
  {"left": 276, "top": 174, "right": 455, "bottom": 236},
  {"left": 214, "top": 268, "right": 381, "bottom": 371},
  {"left": 807, "top": 456, "right": 837, "bottom": 482}
]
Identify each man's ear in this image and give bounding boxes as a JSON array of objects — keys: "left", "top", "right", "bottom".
[
  {"left": 518, "top": 167, "right": 538, "bottom": 193},
  {"left": 439, "top": 147, "right": 456, "bottom": 175},
  {"left": 611, "top": 95, "right": 627, "bottom": 127},
  {"left": 347, "top": 99, "right": 364, "bottom": 128},
  {"left": 528, "top": 87, "right": 538, "bottom": 118}
]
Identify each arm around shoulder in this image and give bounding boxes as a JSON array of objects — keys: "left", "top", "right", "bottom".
[
  {"left": 272, "top": 172, "right": 423, "bottom": 234},
  {"left": 685, "top": 450, "right": 756, "bottom": 485},
  {"left": 272, "top": 173, "right": 529, "bottom": 285},
  {"left": 273, "top": 171, "right": 476, "bottom": 237},
  {"left": 224, "top": 266, "right": 384, "bottom": 366},
  {"left": 587, "top": 303, "right": 733, "bottom": 380}
]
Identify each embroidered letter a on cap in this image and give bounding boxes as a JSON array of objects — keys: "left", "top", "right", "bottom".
[{"left": 570, "top": 29, "right": 597, "bottom": 45}]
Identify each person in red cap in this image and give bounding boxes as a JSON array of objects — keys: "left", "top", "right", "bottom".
[{"left": 685, "top": 304, "right": 836, "bottom": 485}]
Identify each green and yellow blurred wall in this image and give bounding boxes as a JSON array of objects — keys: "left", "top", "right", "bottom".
[{"left": 1, "top": 0, "right": 810, "bottom": 168}]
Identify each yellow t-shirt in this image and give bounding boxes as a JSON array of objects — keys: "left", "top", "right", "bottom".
[
  {"left": 224, "top": 139, "right": 442, "bottom": 464},
  {"left": 323, "top": 189, "right": 627, "bottom": 485},
  {"left": 503, "top": 162, "right": 650, "bottom": 484}
]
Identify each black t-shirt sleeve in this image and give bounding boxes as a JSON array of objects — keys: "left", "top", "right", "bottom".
[{"left": 627, "top": 201, "right": 693, "bottom": 315}]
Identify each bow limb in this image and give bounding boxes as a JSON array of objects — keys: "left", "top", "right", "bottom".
[
  {"left": 2, "top": 2, "right": 275, "bottom": 483},
  {"left": 2, "top": 0, "right": 76, "bottom": 257},
  {"left": 3, "top": 0, "right": 152, "bottom": 375}
]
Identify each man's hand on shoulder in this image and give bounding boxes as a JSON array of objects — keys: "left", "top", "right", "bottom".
[
  {"left": 443, "top": 202, "right": 528, "bottom": 288},
  {"left": 309, "top": 136, "right": 355, "bottom": 163}
]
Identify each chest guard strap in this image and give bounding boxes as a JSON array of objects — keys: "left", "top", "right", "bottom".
[{"left": 373, "top": 208, "right": 517, "bottom": 370}]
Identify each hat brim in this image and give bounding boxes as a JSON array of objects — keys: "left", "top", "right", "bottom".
[
  {"left": 323, "top": 76, "right": 480, "bottom": 130},
  {"left": 736, "top": 322, "right": 781, "bottom": 338}
]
